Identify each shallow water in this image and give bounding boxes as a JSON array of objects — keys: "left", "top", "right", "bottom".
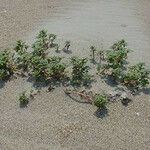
[{"left": 26, "top": 0, "right": 150, "bottom": 67}]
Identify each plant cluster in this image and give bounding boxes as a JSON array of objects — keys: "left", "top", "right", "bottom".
[
  {"left": 0, "top": 29, "right": 149, "bottom": 112},
  {"left": 99, "top": 40, "right": 150, "bottom": 89},
  {"left": 103, "top": 40, "right": 130, "bottom": 80},
  {"left": 123, "top": 63, "right": 149, "bottom": 89}
]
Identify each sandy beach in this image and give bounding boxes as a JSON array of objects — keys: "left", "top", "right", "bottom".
[{"left": 0, "top": 0, "right": 150, "bottom": 150}]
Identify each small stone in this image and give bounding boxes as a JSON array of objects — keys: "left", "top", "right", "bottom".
[{"left": 135, "top": 112, "right": 140, "bottom": 116}]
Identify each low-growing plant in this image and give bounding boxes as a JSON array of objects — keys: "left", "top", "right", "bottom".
[
  {"left": 32, "top": 30, "right": 49, "bottom": 57},
  {"left": 29, "top": 55, "right": 66, "bottom": 80},
  {"left": 29, "top": 55, "right": 49, "bottom": 80},
  {"left": 14, "top": 40, "right": 28, "bottom": 54},
  {"left": 99, "top": 40, "right": 130, "bottom": 81},
  {"left": 94, "top": 94, "right": 107, "bottom": 108},
  {"left": 63, "top": 41, "right": 71, "bottom": 52},
  {"left": 123, "top": 63, "right": 150, "bottom": 89},
  {"left": 106, "top": 48, "right": 129, "bottom": 68},
  {"left": 111, "top": 39, "right": 127, "bottom": 51},
  {"left": 13, "top": 40, "right": 31, "bottom": 71},
  {"left": 46, "top": 56, "right": 66, "bottom": 80},
  {"left": 49, "top": 33, "right": 57, "bottom": 47},
  {"left": 55, "top": 44, "right": 60, "bottom": 53},
  {"left": 90, "top": 46, "right": 96, "bottom": 62},
  {"left": 71, "top": 57, "right": 91, "bottom": 85},
  {"left": 0, "top": 50, "right": 14, "bottom": 80},
  {"left": 19, "top": 92, "right": 29, "bottom": 107}
]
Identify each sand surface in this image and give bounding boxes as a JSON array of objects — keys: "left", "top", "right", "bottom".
[{"left": 0, "top": 0, "right": 150, "bottom": 150}]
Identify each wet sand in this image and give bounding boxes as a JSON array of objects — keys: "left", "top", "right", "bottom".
[{"left": 0, "top": 0, "right": 150, "bottom": 150}]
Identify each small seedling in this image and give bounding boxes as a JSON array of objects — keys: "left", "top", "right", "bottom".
[
  {"left": 55, "top": 44, "right": 60, "bottom": 53},
  {"left": 90, "top": 46, "right": 96, "bottom": 62},
  {"left": 64, "top": 41, "right": 71, "bottom": 52},
  {"left": 49, "top": 34, "right": 57, "bottom": 47},
  {"left": 19, "top": 92, "right": 29, "bottom": 107},
  {"left": 94, "top": 94, "right": 107, "bottom": 108}
]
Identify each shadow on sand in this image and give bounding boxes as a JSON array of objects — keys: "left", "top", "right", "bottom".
[
  {"left": 0, "top": 80, "right": 6, "bottom": 89},
  {"left": 94, "top": 107, "right": 108, "bottom": 119}
]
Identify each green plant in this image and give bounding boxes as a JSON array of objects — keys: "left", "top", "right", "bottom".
[
  {"left": 90, "top": 46, "right": 96, "bottom": 61},
  {"left": 0, "top": 50, "right": 14, "bottom": 80},
  {"left": 13, "top": 40, "right": 31, "bottom": 71},
  {"left": 106, "top": 48, "right": 129, "bottom": 68},
  {"left": 71, "top": 57, "right": 90, "bottom": 85},
  {"left": 29, "top": 55, "right": 49, "bottom": 80},
  {"left": 46, "top": 56, "right": 66, "bottom": 79},
  {"left": 32, "top": 30, "right": 49, "bottom": 57},
  {"left": 94, "top": 94, "right": 107, "bottom": 108},
  {"left": 29, "top": 55, "right": 66, "bottom": 80},
  {"left": 14, "top": 40, "right": 28, "bottom": 54},
  {"left": 97, "top": 50, "right": 104, "bottom": 63},
  {"left": 64, "top": 41, "right": 71, "bottom": 51},
  {"left": 100, "top": 40, "right": 130, "bottom": 81},
  {"left": 55, "top": 44, "right": 60, "bottom": 52},
  {"left": 111, "top": 39, "right": 127, "bottom": 51},
  {"left": 49, "top": 34, "right": 57, "bottom": 47},
  {"left": 123, "top": 63, "right": 150, "bottom": 89},
  {"left": 19, "top": 92, "right": 29, "bottom": 107}
]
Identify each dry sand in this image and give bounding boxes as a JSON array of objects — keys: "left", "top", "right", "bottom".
[{"left": 0, "top": 0, "right": 150, "bottom": 150}]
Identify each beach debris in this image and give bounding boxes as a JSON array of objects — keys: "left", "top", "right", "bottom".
[
  {"left": 64, "top": 87, "right": 94, "bottom": 103},
  {"left": 30, "top": 89, "right": 40, "bottom": 97}
]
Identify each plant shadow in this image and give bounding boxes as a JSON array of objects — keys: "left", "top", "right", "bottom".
[
  {"left": 141, "top": 87, "right": 150, "bottom": 95},
  {"left": 20, "top": 103, "right": 28, "bottom": 108},
  {"left": 49, "top": 43, "right": 58, "bottom": 48},
  {"left": 121, "top": 98, "right": 132, "bottom": 107},
  {"left": 26, "top": 76, "right": 70, "bottom": 89},
  {"left": 103, "top": 76, "right": 118, "bottom": 87},
  {"left": 62, "top": 48, "right": 72, "bottom": 54},
  {"left": 55, "top": 49, "right": 61, "bottom": 53},
  {"left": 0, "top": 75, "right": 13, "bottom": 89},
  {"left": 26, "top": 76, "right": 48, "bottom": 89},
  {"left": 125, "top": 86, "right": 150, "bottom": 96},
  {"left": 0, "top": 80, "right": 6, "bottom": 89},
  {"left": 94, "top": 107, "right": 108, "bottom": 119},
  {"left": 90, "top": 59, "right": 97, "bottom": 65}
]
